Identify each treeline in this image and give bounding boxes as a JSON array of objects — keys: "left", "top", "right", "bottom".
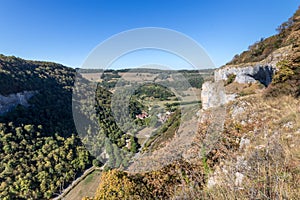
[
  {"left": 79, "top": 67, "right": 214, "bottom": 74},
  {"left": 0, "top": 54, "right": 74, "bottom": 95},
  {"left": 134, "top": 83, "right": 175, "bottom": 100},
  {"left": 266, "top": 8, "right": 300, "bottom": 97}
]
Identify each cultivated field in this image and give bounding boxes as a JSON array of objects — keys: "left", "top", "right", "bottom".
[{"left": 81, "top": 73, "right": 102, "bottom": 81}]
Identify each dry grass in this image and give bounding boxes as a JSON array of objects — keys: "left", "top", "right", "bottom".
[
  {"left": 129, "top": 94, "right": 300, "bottom": 199},
  {"left": 64, "top": 170, "right": 102, "bottom": 200},
  {"left": 225, "top": 81, "right": 265, "bottom": 96},
  {"left": 84, "top": 94, "right": 300, "bottom": 200},
  {"left": 81, "top": 73, "right": 102, "bottom": 82},
  {"left": 179, "top": 94, "right": 300, "bottom": 199}
]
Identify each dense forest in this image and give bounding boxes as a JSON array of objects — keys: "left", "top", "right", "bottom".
[
  {"left": 134, "top": 83, "right": 176, "bottom": 100},
  {"left": 0, "top": 55, "right": 95, "bottom": 199}
]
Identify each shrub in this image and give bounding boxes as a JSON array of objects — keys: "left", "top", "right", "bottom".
[{"left": 225, "top": 74, "right": 236, "bottom": 85}]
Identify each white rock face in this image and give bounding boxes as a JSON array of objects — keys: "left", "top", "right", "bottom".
[
  {"left": 201, "top": 81, "right": 226, "bottom": 110},
  {"left": 202, "top": 65, "right": 271, "bottom": 109},
  {"left": 0, "top": 91, "right": 36, "bottom": 115},
  {"left": 214, "top": 45, "right": 292, "bottom": 87},
  {"left": 201, "top": 81, "right": 237, "bottom": 110},
  {"left": 200, "top": 45, "right": 292, "bottom": 110},
  {"left": 214, "top": 65, "right": 274, "bottom": 86},
  {"left": 239, "top": 137, "right": 250, "bottom": 149}
]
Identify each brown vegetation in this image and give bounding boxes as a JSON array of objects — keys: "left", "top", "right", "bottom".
[{"left": 228, "top": 7, "right": 300, "bottom": 65}]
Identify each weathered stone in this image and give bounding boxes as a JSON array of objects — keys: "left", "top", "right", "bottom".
[
  {"left": 201, "top": 81, "right": 226, "bottom": 110},
  {"left": 214, "top": 45, "right": 292, "bottom": 86},
  {"left": 201, "top": 81, "right": 236, "bottom": 109},
  {"left": 0, "top": 91, "right": 36, "bottom": 115},
  {"left": 235, "top": 172, "right": 244, "bottom": 186},
  {"left": 215, "top": 65, "right": 274, "bottom": 86}
]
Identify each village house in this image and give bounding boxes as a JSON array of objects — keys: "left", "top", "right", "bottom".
[{"left": 136, "top": 111, "right": 149, "bottom": 119}]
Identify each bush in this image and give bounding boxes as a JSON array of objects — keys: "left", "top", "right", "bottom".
[
  {"left": 92, "top": 159, "right": 101, "bottom": 167},
  {"left": 225, "top": 74, "right": 236, "bottom": 85}
]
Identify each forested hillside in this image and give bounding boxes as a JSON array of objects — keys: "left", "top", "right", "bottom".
[
  {"left": 0, "top": 55, "right": 151, "bottom": 199},
  {"left": 0, "top": 55, "right": 92, "bottom": 199}
]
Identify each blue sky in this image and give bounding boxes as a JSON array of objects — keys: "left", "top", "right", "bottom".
[{"left": 0, "top": 0, "right": 299, "bottom": 69}]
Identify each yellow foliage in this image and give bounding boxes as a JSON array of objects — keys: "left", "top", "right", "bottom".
[
  {"left": 273, "top": 60, "right": 295, "bottom": 83},
  {"left": 93, "top": 170, "right": 139, "bottom": 200}
]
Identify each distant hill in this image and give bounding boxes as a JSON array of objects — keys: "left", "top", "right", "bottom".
[
  {"left": 78, "top": 68, "right": 214, "bottom": 74},
  {"left": 0, "top": 54, "right": 74, "bottom": 95}
]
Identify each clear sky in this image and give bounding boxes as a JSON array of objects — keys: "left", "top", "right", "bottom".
[{"left": 0, "top": 0, "right": 299, "bottom": 69}]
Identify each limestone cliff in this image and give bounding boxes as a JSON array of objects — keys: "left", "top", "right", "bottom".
[
  {"left": 201, "top": 81, "right": 236, "bottom": 110},
  {"left": 201, "top": 45, "right": 292, "bottom": 110},
  {"left": 214, "top": 45, "right": 292, "bottom": 86},
  {"left": 0, "top": 91, "right": 36, "bottom": 115}
]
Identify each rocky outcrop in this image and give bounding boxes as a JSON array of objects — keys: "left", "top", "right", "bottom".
[
  {"left": 201, "top": 81, "right": 236, "bottom": 110},
  {"left": 201, "top": 45, "right": 292, "bottom": 110},
  {"left": 214, "top": 65, "right": 274, "bottom": 87},
  {"left": 214, "top": 45, "right": 292, "bottom": 86},
  {"left": 0, "top": 91, "right": 36, "bottom": 115}
]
